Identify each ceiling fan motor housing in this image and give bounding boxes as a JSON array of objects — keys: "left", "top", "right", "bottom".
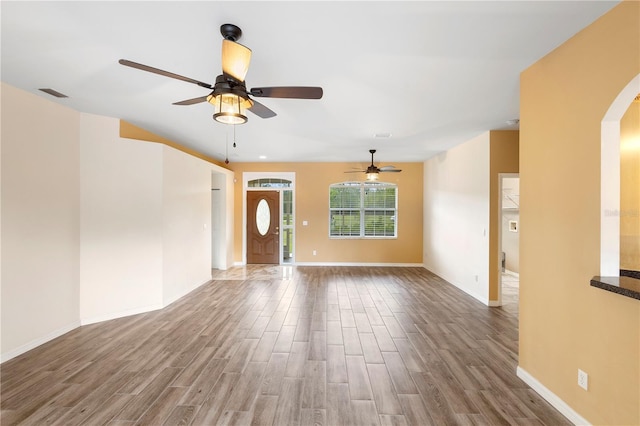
[{"left": 210, "top": 75, "right": 251, "bottom": 101}]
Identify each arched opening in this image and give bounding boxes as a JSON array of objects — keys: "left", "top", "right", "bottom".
[{"left": 600, "top": 73, "right": 640, "bottom": 275}]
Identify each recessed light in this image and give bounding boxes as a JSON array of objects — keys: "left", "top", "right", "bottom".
[{"left": 259, "top": 155, "right": 267, "bottom": 160}]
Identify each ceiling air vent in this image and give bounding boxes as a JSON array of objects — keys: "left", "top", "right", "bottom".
[{"left": 38, "top": 88, "right": 68, "bottom": 98}]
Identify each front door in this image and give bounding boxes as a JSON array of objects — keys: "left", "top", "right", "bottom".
[{"left": 247, "top": 191, "right": 280, "bottom": 264}]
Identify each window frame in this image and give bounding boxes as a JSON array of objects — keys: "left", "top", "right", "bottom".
[{"left": 329, "top": 181, "right": 398, "bottom": 239}]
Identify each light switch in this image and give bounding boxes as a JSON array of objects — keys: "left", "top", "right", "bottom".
[{"left": 303, "top": 220, "right": 308, "bottom": 226}]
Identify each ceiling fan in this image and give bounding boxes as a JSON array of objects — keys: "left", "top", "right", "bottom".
[
  {"left": 345, "top": 149, "right": 402, "bottom": 181},
  {"left": 119, "top": 23, "right": 323, "bottom": 125}
]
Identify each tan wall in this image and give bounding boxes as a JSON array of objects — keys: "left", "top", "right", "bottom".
[
  {"left": 119, "top": 120, "right": 229, "bottom": 168},
  {"left": 620, "top": 100, "right": 640, "bottom": 270},
  {"left": 227, "top": 162, "right": 423, "bottom": 264},
  {"left": 488, "top": 130, "right": 519, "bottom": 301},
  {"left": 519, "top": 2, "right": 639, "bottom": 424}
]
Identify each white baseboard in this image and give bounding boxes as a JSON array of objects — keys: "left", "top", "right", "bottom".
[
  {"left": 3, "top": 277, "right": 213, "bottom": 363},
  {"left": 293, "top": 262, "right": 424, "bottom": 267},
  {"left": 487, "top": 300, "right": 502, "bottom": 307},
  {"left": 232, "top": 262, "right": 424, "bottom": 268},
  {"left": 516, "top": 366, "right": 590, "bottom": 426},
  {"left": 1, "top": 320, "right": 81, "bottom": 363},
  {"left": 163, "top": 277, "right": 211, "bottom": 307},
  {"left": 425, "top": 268, "right": 489, "bottom": 306},
  {"left": 80, "top": 303, "right": 163, "bottom": 326}
]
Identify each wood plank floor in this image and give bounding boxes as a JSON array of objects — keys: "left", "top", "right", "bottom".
[{"left": 1, "top": 266, "right": 570, "bottom": 425}]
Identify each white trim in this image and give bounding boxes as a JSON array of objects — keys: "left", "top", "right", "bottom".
[
  {"left": 3, "top": 277, "right": 213, "bottom": 363},
  {"left": 242, "top": 172, "right": 296, "bottom": 265},
  {"left": 163, "top": 277, "right": 212, "bottom": 308},
  {"left": 1, "top": 320, "right": 81, "bottom": 363},
  {"left": 294, "top": 262, "right": 424, "bottom": 267},
  {"left": 82, "top": 277, "right": 211, "bottom": 326},
  {"left": 497, "top": 173, "right": 520, "bottom": 307},
  {"left": 432, "top": 270, "right": 491, "bottom": 306},
  {"left": 517, "top": 366, "right": 590, "bottom": 426},
  {"left": 600, "top": 73, "right": 640, "bottom": 276},
  {"left": 80, "top": 303, "right": 162, "bottom": 326}
]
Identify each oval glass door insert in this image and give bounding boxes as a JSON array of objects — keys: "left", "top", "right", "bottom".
[{"left": 256, "top": 199, "right": 271, "bottom": 236}]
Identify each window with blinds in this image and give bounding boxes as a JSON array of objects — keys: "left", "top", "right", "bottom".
[{"left": 329, "top": 182, "right": 397, "bottom": 238}]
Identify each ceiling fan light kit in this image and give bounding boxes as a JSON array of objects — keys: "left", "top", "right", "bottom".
[
  {"left": 210, "top": 93, "right": 248, "bottom": 125},
  {"left": 118, "top": 23, "right": 323, "bottom": 127},
  {"left": 207, "top": 74, "right": 254, "bottom": 125}
]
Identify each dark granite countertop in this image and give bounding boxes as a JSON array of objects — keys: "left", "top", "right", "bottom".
[{"left": 591, "top": 275, "right": 640, "bottom": 300}]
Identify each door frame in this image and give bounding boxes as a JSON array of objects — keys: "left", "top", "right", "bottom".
[
  {"left": 497, "top": 173, "right": 519, "bottom": 306},
  {"left": 242, "top": 172, "right": 296, "bottom": 265}
]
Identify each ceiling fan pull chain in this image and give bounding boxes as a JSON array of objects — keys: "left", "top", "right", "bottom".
[
  {"left": 233, "top": 124, "right": 237, "bottom": 148},
  {"left": 224, "top": 131, "right": 230, "bottom": 164}
]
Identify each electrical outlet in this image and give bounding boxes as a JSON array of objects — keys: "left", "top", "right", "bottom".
[
  {"left": 578, "top": 369, "right": 588, "bottom": 390},
  {"left": 312, "top": 250, "right": 317, "bottom": 256}
]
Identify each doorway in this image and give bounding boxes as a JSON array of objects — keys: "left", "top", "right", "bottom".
[
  {"left": 243, "top": 172, "right": 296, "bottom": 265},
  {"left": 247, "top": 191, "right": 280, "bottom": 264},
  {"left": 499, "top": 174, "right": 520, "bottom": 309}
]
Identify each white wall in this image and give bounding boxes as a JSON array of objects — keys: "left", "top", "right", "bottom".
[
  {"left": 501, "top": 176, "right": 520, "bottom": 273},
  {"left": 1, "top": 83, "right": 81, "bottom": 361},
  {"left": 1, "top": 83, "right": 236, "bottom": 362},
  {"left": 162, "top": 146, "right": 212, "bottom": 306},
  {"left": 502, "top": 211, "right": 520, "bottom": 273},
  {"left": 423, "top": 132, "right": 490, "bottom": 304},
  {"left": 210, "top": 171, "right": 235, "bottom": 270},
  {"left": 79, "top": 113, "right": 164, "bottom": 324}
]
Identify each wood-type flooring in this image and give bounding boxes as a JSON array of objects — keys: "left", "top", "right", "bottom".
[{"left": 1, "top": 266, "right": 570, "bottom": 425}]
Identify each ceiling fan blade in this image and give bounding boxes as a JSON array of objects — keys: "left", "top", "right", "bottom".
[
  {"left": 222, "top": 39, "right": 252, "bottom": 82},
  {"left": 250, "top": 87, "right": 323, "bottom": 99},
  {"left": 172, "top": 96, "right": 208, "bottom": 106},
  {"left": 344, "top": 170, "right": 366, "bottom": 173},
  {"left": 379, "top": 165, "right": 397, "bottom": 171},
  {"left": 380, "top": 169, "right": 402, "bottom": 173},
  {"left": 248, "top": 99, "right": 277, "bottom": 119},
  {"left": 119, "top": 59, "right": 213, "bottom": 89}
]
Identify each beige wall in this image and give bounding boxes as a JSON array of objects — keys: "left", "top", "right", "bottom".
[
  {"left": 228, "top": 162, "right": 423, "bottom": 264},
  {"left": 1, "top": 83, "right": 81, "bottom": 361},
  {"left": 80, "top": 113, "right": 164, "bottom": 324},
  {"left": 488, "top": 130, "right": 519, "bottom": 301},
  {"left": 161, "top": 146, "right": 214, "bottom": 305},
  {"left": 423, "top": 132, "right": 491, "bottom": 302},
  {"left": 519, "top": 2, "right": 639, "bottom": 424},
  {"left": 1, "top": 84, "right": 232, "bottom": 361},
  {"left": 620, "top": 100, "right": 640, "bottom": 270}
]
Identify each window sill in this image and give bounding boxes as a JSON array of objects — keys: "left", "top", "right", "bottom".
[{"left": 329, "top": 236, "right": 398, "bottom": 240}]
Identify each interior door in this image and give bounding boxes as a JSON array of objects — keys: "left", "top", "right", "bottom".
[{"left": 247, "top": 190, "right": 280, "bottom": 264}]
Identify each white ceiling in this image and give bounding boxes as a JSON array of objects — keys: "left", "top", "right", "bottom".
[{"left": 1, "top": 1, "right": 618, "bottom": 164}]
